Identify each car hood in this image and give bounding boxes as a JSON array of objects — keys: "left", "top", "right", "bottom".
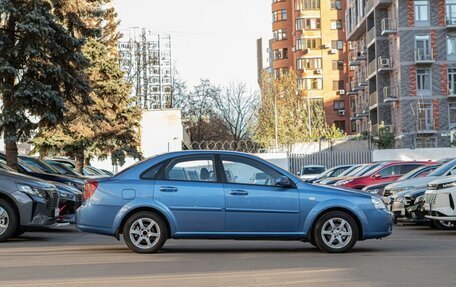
[
  {"left": 394, "top": 188, "right": 427, "bottom": 199},
  {"left": 50, "top": 181, "right": 82, "bottom": 195},
  {"left": 385, "top": 176, "right": 438, "bottom": 191},
  {"left": 0, "top": 169, "right": 55, "bottom": 189},
  {"left": 304, "top": 182, "right": 372, "bottom": 199}
]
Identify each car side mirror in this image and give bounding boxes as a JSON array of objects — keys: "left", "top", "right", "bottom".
[
  {"left": 276, "top": 176, "right": 292, "bottom": 187},
  {"left": 373, "top": 173, "right": 381, "bottom": 179},
  {"left": 451, "top": 169, "right": 456, "bottom": 176}
]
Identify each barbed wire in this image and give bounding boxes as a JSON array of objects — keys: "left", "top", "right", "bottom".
[{"left": 189, "top": 140, "right": 263, "bottom": 153}]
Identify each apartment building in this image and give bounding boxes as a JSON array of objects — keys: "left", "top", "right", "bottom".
[
  {"left": 257, "top": 37, "right": 273, "bottom": 83},
  {"left": 271, "top": 0, "right": 350, "bottom": 132},
  {"left": 346, "top": 0, "right": 456, "bottom": 148},
  {"left": 118, "top": 28, "right": 173, "bottom": 110}
]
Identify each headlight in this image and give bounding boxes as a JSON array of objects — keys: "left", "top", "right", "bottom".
[
  {"left": 335, "top": 179, "right": 353, "bottom": 186},
  {"left": 415, "top": 195, "right": 425, "bottom": 203},
  {"left": 371, "top": 196, "right": 386, "bottom": 209},
  {"left": 59, "top": 190, "right": 74, "bottom": 200},
  {"left": 17, "top": 184, "right": 45, "bottom": 197}
]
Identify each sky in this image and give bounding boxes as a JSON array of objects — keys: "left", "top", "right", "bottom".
[{"left": 113, "top": 0, "right": 272, "bottom": 91}]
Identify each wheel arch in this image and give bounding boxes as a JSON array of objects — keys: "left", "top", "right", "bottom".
[
  {"left": 0, "top": 192, "right": 20, "bottom": 224},
  {"left": 116, "top": 206, "right": 174, "bottom": 239},
  {"left": 306, "top": 207, "right": 365, "bottom": 241}
]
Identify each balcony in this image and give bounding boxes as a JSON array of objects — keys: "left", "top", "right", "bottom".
[
  {"left": 381, "top": 18, "right": 397, "bottom": 35},
  {"left": 449, "top": 83, "right": 456, "bottom": 97},
  {"left": 369, "top": 91, "right": 378, "bottom": 108},
  {"left": 383, "top": 86, "right": 399, "bottom": 102},
  {"left": 367, "top": 27, "right": 376, "bottom": 46},
  {"left": 347, "top": 81, "right": 359, "bottom": 95},
  {"left": 365, "top": 0, "right": 392, "bottom": 15},
  {"left": 367, "top": 60, "right": 377, "bottom": 78},
  {"left": 415, "top": 48, "right": 434, "bottom": 64}
]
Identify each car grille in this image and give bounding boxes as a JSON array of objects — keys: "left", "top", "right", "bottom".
[
  {"left": 42, "top": 188, "right": 59, "bottom": 209},
  {"left": 425, "top": 193, "right": 437, "bottom": 205},
  {"left": 404, "top": 196, "right": 412, "bottom": 206},
  {"left": 75, "top": 193, "right": 82, "bottom": 209}
]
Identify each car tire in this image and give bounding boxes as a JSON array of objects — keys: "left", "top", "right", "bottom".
[
  {"left": 123, "top": 212, "right": 167, "bottom": 254},
  {"left": 314, "top": 211, "right": 359, "bottom": 253},
  {"left": 0, "top": 199, "right": 18, "bottom": 242},
  {"left": 431, "top": 219, "right": 456, "bottom": 230}
]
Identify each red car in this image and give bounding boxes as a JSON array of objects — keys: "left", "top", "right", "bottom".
[{"left": 334, "top": 161, "right": 435, "bottom": 190}]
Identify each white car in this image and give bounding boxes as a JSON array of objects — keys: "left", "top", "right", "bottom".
[
  {"left": 423, "top": 176, "right": 456, "bottom": 230},
  {"left": 297, "top": 165, "right": 326, "bottom": 180}
]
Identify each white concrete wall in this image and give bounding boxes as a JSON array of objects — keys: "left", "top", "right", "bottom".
[
  {"left": 255, "top": 153, "right": 289, "bottom": 171},
  {"left": 373, "top": 148, "right": 456, "bottom": 162}
]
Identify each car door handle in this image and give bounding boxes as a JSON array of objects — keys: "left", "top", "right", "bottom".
[
  {"left": 159, "top": 186, "right": 178, "bottom": 192},
  {"left": 230, "top": 190, "right": 248, "bottom": 196}
]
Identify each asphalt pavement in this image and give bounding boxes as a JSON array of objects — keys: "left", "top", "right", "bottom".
[{"left": 0, "top": 224, "right": 455, "bottom": 287}]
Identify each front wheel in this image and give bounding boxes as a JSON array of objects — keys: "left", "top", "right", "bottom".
[
  {"left": 314, "top": 211, "right": 359, "bottom": 253},
  {"left": 123, "top": 212, "right": 167, "bottom": 254},
  {"left": 0, "top": 199, "right": 18, "bottom": 242},
  {"left": 431, "top": 219, "right": 456, "bottom": 230}
]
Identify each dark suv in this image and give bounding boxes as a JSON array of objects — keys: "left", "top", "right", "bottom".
[{"left": 0, "top": 169, "right": 59, "bottom": 241}]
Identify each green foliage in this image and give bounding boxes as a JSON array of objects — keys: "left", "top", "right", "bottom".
[
  {"left": 31, "top": 0, "right": 142, "bottom": 170},
  {"left": 375, "top": 125, "right": 395, "bottom": 149},
  {"left": 0, "top": 0, "right": 91, "bottom": 169}
]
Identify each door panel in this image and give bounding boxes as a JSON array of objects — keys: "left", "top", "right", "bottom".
[{"left": 221, "top": 155, "right": 300, "bottom": 233}]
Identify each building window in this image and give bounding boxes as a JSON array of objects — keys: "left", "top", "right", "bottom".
[
  {"left": 332, "top": 60, "right": 344, "bottom": 70},
  {"left": 334, "top": 121, "right": 346, "bottom": 132},
  {"left": 418, "top": 103, "right": 434, "bottom": 130},
  {"left": 331, "top": 40, "right": 343, "bottom": 50},
  {"left": 415, "top": 35, "right": 432, "bottom": 61},
  {"left": 448, "top": 0, "right": 456, "bottom": 25},
  {"left": 416, "top": 69, "right": 431, "bottom": 91},
  {"left": 311, "top": 98, "right": 324, "bottom": 109},
  {"left": 273, "top": 29, "right": 287, "bottom": 41},
  {"left": 296, "top": 38, "right": 321, "bottom": 50},
  {"left": 416, "top": 137, "right": 437, "bottom": 148},
  {"left": 449, "top": 103, "right": 456, "bottom": 129},
  {"left": 272, "top": 9, "right": 287, "bottom": 22},
  {"left": 414, "top": 0, "right": 429, "bottom": 26},
  {"left": 330, "top": 20, "right": 343, "bottom": 30},
  {"left": 273, "top": 68, "right": 289, "bottom": 79},
  {"left": 449, "top": 69, "right": 456, "bottom": 95},
  {"left": 273, "top": 48, "right": 288, "bottom": 60},
  {"left": 448, "top": 34, "right": 456, "bottom": 60},
  {"left": 299, "top": 78, "right": 323, "bottom": 90},
  {"left": 295, "top": 0, "right": 320, "bottom": 10},
  {"left": 333, "top": 80, "right": 344, "bottom": 90},
  {"left": 331, "top": 0, "right": 342, "bottom": 10},
  {"left": 296, "top": 18, "right": 321, "bottom": 30},
  {"left": 297, "top": 58, "right": 322, "bottom": 70},
  {"left": 333, "top": 100, "right": 345, "bottom": 110}
]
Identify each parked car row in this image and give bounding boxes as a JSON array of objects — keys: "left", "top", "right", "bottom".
[
  {"left": 0, "top": 152, "right": 113, "bottom": 241},
  {"left": 302, "top": 159, "right": 456, "bottom": 230}
]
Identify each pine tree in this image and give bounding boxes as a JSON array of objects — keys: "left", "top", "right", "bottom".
[
  {"left": 32, "top": 0, "right": 142, "bottom": 171},
  {"left": 0, "top": 0, "right": 90, "bottom": 170}
]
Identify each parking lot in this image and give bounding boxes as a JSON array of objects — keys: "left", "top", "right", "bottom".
[{"left": 0, "top": 224, "right": 455, "bottom": 287}]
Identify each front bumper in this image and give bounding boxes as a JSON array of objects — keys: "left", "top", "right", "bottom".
[
  {"left": 362, "top": 208, "right": 394, "bottom": 239},
  {"left": 21, "top": 190, "right": 59, "bottom": 229}
]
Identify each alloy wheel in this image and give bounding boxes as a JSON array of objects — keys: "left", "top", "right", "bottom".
[
  {"left": 0, "top": 207, "right": 9, "bottom": 236},
  {"left": 320, "top": 217, "right": 353, "bottom": 249},
  {"left": 129, "top": 217, "right": 161, "bottom": 249}
]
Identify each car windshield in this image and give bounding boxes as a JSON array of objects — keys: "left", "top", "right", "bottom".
[
  {"left": 398, "top": 165, "right": 437, "bottom": 180},
  {"left": 356, "top": 163, "right": 382, "bottom": 176},
  {"left": 20, "top": 157, "right": 59, "bottom": 174},
  {"left": 338, "top": 165, "right": 361, "bottom": 176},
  {"left": 301, "top": 166, "right": 325, "bottom": 174},
  {"left": 47, "top": 161, "right": 83, "bottom": 177},
  {"left": 429, "top": 159, "right": 456, "bottom": 176}
]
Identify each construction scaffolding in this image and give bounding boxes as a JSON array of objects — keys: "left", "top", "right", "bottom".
[{"left": 118, "top": 28, "right": 173, "bottom": 110}]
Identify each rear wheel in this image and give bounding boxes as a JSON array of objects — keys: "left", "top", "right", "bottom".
[
  {"left": 0, "top": 199, "right": 18, "bottom": 242},
  {"left": 123, "top": 212, "right": 167, "bottom": 254},
  {"left": 431, "top": 220, "right": 456, "bottom": 230},
  {"left": 314, "top": 211, "right": 359, "bottom": 253}
]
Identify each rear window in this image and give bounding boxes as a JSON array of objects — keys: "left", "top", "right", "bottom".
[{"left": 301, "top": 167, "right": 325, "bottom": 174}]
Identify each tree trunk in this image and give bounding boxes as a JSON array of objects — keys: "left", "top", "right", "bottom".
[
  {"left": 4, "top": 124, "right": 19, "bottom": 171},
  {"left": 75, "top": 152, "right": 85, "bottom": 174},
  {"left": 84, "top": 156, "right": 91, "bottom": 166}
]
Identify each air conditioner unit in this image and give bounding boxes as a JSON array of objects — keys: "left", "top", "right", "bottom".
[
  {"left": 330, "top": 49, "right": 337, "bottom": 54},
  {"left": 315, "top": 69, "right": 322, "bottom": 74},
  {"left": 339, "top": 89, "right": 346, "bottom": 95},
  {"left": 379, "top": 57, "right": 391, "bottom": 68},
  {"left": 338, "top": 110, "right": 346, "bottom": 116},
  {"left": 383, "top": 125, "right": 393, "bottom": 133}
]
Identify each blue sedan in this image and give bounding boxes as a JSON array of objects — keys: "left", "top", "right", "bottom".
[{"left": 77, "top": 151, "right": 393, "bottom": 253}]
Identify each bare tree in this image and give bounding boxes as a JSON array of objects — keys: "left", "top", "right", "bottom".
[{"left": 211, "top": 82, "right": 259, "bottom": 141}]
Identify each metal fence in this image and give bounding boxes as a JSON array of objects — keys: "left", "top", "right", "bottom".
[{"left": 289, "top": 150, "right": 373, "bottom": 174}]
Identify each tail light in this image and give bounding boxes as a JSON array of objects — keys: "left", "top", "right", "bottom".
[{"left": 83, "top": 180, "right": 98, "bottom": 201}]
